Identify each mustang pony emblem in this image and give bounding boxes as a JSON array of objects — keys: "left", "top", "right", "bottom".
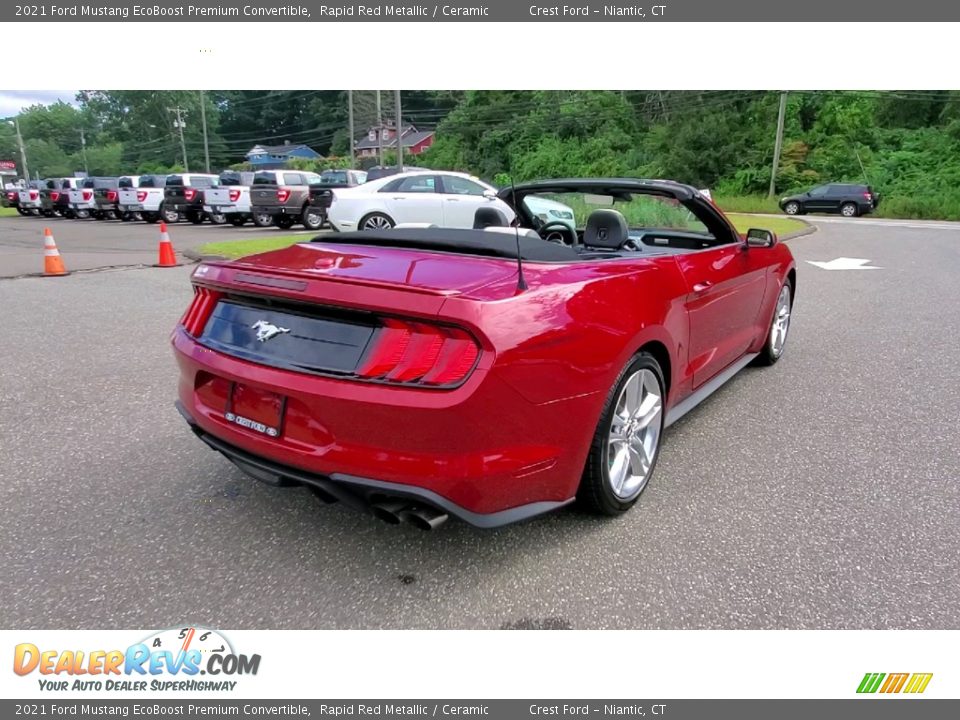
[{"left": 251, "top": 320, "right": 291, "bottom": 343}]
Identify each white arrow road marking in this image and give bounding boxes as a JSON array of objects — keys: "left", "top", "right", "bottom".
[{"left": 806, "top": 257, "right": 882, "bottom": 270}]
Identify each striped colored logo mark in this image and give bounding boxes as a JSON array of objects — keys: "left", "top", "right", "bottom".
[{"left": 857, "top": 672, "right": 933, "bottom": 694}]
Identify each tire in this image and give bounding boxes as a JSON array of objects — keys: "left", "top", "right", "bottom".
[
  {"left": 103, "top": 210, "right": 118, "bottom": 220},
  {"left": 275, "top": 215, "right": 295, "bottom": 230},
  {"left": 252, "top": 211, "right": 274, "bottom": 228},
  {"left": 143, "top": 212, "right": 159, "bottom": 224},
  {"left": 577, "top": 352, "right": 666, "bottom": 516},
  {"left": 120, "top": 212, "right": 133, "bottom": 222},
  {"left": 783, "top": 201, "right": 801, "bottom": 216},
  {"left": 754, "top": 279, "right": 793, "bottom": 366},
  {"left": 840, "top": 202, "right": 859, "bottom": 218},
  {"left": 359, "top": 212, "right": 395, "bottom": 231},
  {"left": 209, "top": 212, "right": 227, "bottom": 225},
  {"left": 228, "top": 215, "right": 246, "bottom": 227},
  {"left": 16, "top": 206, "right": 29, "bottom": 216},
  {"left": 161, "top": 205, "right": 179, "bottom": 224},
  {"left": 75, "top": 209, "right": 90, "bottom": 220},
  {"left": 302, "top": 206, "right": 324, "bottom": 231},
  {"left": 186, "top": 211, "right": 203, "bottom": 225}
]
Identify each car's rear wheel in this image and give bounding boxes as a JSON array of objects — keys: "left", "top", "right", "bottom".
[
  {"left": 252, "top": 211, "right": 274, "bottom": 228},
  {"left": 840, "top": 202, "right": 859, "bottom": 218},
  {"left": 161, "top": 205, "right": 179, "bottom": 224},
  {"left": 75, "top": 209, "right": 90, "bottom": 220},
  {"left": 783, "top": 201, "right": 801, "bottom": 215},
  {"left": 302, "top": 206, "right": 324, "bottom": 230},
  {"left": 360, "top": 212, "right": 394, "bottom": 231},
  {"left": 16, "top": 206, "right": 30, "bottom": 216},
  {"left": 143, "top": 212, "right": 159, "bottom": 224},
  {"left": 578, "top": 352, "right": 665, "bottom": 515},
  {"left": 209, "top": 212, "right": 227, "bottom": 225},
  {"left": 186, "top": 211, "right": 203, "bottom": 225},
  {"left": 275, "top": 215, "right": 295, "bottom": 230}
]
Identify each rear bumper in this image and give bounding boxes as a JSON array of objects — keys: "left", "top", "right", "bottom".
[
  {"left": 251, "top": 205, "right": 301, "bottom": 217},
  {"left": 176, "top": 400, "right": 571, "bottom": 528},
  {"left": 172, "top": 327, "right": 590, "bottom": 525}
]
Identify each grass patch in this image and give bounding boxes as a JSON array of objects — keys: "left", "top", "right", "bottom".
[
  {"left": 197, "top": 235, "right": 309, "bottom": 259},
  {"left": 0, "top": 206, "right": 19, "bottom": 217},
  {"left": 725, "top": 213, "right": 808, "bottom": 237}
]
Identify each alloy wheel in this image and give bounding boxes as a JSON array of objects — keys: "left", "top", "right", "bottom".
[
  {"left": 606, "top": 368, "right": 663, "bottom": 500},
  {"left": 362, "top": 215, "right": 393, "bottom": 230},
  {"left": 770, "top": 284, "right": 792, "bottom": 358}
]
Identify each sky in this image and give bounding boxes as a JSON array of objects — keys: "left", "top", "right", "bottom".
[{"left": 0, "top": 90, "right": 78, "bottom": 118}]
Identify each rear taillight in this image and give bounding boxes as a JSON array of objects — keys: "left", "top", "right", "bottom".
[
  {"left": 137, "top": 191, "right": 148, "bottom": 202},
  {"left": 184, "top": 188, "right": 197, "bottom": 202},
  {"left": 863, "top": 192, "right": 872, "bottom": 200},
  {"left": 356, "top": 319, "right": 480, "bottom": 387},
  {"left": 276, "top": 188, "right": 291, "bottom": 203},
  {"left": 106, "top": 190, "right": 118, "bottom": 202},
  {"left": 50, "top": 192, "right": 60, "bottom": 201},
  {"left": 82, "top": 190, "right": 93, "bottom": 201},
  {"left": 6, "top": 191, "right": 15, "bottom": 201},
  {"left": 29, "top": 190, "right": 39, "bottom": 200},
  {"left": 229, "top": 189, "right": 241, "bottom": 202},
  {"left": 180, "top": 286, "right": 222, "bottom": 337}
]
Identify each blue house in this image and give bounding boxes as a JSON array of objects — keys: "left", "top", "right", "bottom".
[{"left": 245, "top": 142, "right": 321, "bottom": 169}]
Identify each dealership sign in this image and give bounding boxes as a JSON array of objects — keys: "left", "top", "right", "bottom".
[{"left": 0, "top": 160, "right": 17, "bottom": 170}]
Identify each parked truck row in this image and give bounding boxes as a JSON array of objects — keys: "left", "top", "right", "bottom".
[{"left": 5, "top": 167, "right": 372, "bottom": 229}]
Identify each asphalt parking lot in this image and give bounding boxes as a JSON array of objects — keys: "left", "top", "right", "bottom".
[
  {"left": 0, "top": 214, "right": 321, "bottom": 278},
  {"left": 1, "top": 216, "right": 958, "bottom": 629}
]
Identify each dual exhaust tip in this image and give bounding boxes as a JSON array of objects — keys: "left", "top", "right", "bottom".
[{"left": 370, "top": 500, "right": 449, "bottom": 531}]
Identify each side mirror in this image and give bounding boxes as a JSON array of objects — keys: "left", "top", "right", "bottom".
[
  {"left": 746, "top": 228, "right": 776, "bottom": 248},
  {"left": 482, "top": 189, "right": 498, "bottom": 200}
]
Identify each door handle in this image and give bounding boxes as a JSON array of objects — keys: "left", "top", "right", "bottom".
[
  {"left": 692, "top": 281, "right": 713, "bottom": 293},
  {"left": 392, "top": 197, "right": 405, "bottom": 200},
  {"left": 445, "top": 197, "right": 459, "bottom": 202}
]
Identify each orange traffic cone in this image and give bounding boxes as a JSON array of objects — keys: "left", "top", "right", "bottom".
[
  {"left": 154, "top": 222, "right": 179, "bottom": 267},
  {"left": 42, "top": 228, "right": 70, "bottom": 276}
]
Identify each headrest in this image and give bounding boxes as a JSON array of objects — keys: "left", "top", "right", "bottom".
[
  {"left": 473, "top": 206, "right": 508, "bottom": 229},
  {"left": 583, "top": 209, "right": 629, "bottom": 249}
]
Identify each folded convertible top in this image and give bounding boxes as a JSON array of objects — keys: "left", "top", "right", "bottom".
[{"left": 311, "top": 227, "right": 580, "bottom": 262}]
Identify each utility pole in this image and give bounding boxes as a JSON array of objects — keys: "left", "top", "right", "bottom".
[
  {"left": 394, "top": 89, "right": 403, "bottom": 169},
  {"left": 199, "top": 91, "right": 211, "bottom": 173},
  {"left": 13, "top": 117, "right": 30, "bottom": 183},
  {"left": 375, "top": 90, "right": 384, "bottom": 167},
  {"left": 347, "top": 90, "right": 355, "bottom": 169},
  {"left": 79, "top": 126, "right": 89, "bottom": 174},
  {"left": 768, "top": 91, "right": 787, "bottom": 197},
  {"left": 168, "top": 106, "right": 189, "bottom": 172}
]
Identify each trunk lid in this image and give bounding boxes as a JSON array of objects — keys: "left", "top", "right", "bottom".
[{"left": 205, "top": 242, "right": 518, "bottom": 298}]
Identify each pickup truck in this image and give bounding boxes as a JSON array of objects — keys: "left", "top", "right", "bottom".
[
  {"left": 249, "top": 169, "right": 323, "bottom": 229},
  {"left": 14, "top": 181, "right": 46, "bottom": 216},
  {"left": 118, "top": 175, "right": 177, "bottom": 224},
  {"left": 202, "top": 171, "right": 255, "bottom": 226},
  {"left": 41, "top": 178, "right": 83, "bottom": 217},
  {"left": 68, "top": 177, "right": 119, "bottom": 219},
  {"left": 116, "top": 176, "right": 143, "bottom": 221},
  {"left": 164, "top": 173, "right": 221, "bottom": 224},
  {"left": 305, "top": 169, "right": 368, "bottom": 230}
]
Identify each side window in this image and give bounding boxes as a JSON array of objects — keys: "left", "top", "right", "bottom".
[
  {"left": 808, "top": 186, "right": 827, "bottom": 197},
  {"left": 442, "top": 176, "right": 486, "bottom": 196},
  {"left": 394, "top": 175, "right": 437, "bottom": 193},
  {"left": 282, "top": 173, "right": 303, "bottom": 185}
]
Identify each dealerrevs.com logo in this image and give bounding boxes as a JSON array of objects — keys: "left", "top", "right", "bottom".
[
  {"left": 13, "top": 627, "right": 261, "bottom": 693},
  {"left": 857, "top": 673, "right": 933, "bottom": 694}
]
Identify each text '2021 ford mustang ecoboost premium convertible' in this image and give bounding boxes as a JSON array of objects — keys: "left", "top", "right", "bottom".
[{"left": 173, "top": 179, "right": 796, "bottom": 530}]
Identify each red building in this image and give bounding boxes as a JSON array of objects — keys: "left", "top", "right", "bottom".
[{"left": 354, "top": 121, "right": 435, "bottom": 158}]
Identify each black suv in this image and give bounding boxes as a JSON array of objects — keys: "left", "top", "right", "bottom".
[{"left": 779, "top": 183, "right": 880, "bottom": 218}]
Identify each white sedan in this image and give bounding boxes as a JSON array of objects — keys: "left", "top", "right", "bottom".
[{"left": 326, "top": 171, "right": 516, "bottom": 232}]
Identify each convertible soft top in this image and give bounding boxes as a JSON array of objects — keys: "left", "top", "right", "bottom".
[{"left": 311, "top": 228, "right": 580, "bottom": 262}]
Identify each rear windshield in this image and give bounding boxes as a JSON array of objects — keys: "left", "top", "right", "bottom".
[
  {"left": 319, "top": 171, "right": 349, "bottom": 184},
  {"left": 118, "top": 177, "right": 136, "bottom": 188},
  {"left": 252, "top": 172, "right": 278, "bottom": 185},
  {"left": 219, "top": 172, "right": 252, "bottom": 186},
  {"left": 138, "top": 176, "right": 166, "bottom": 188},
  {"left": 189, "top": 176, "right": 218, "bottom": 188},
  {"left": 94, "top": 177, "right": 118, "bottom": 188},
  {"left": 166, "top": 175, "right": 184, "bottom": 186}
]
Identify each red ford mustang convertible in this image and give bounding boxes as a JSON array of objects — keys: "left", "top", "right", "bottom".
[{"left": 173, "top": 179, "right": 796, "bottom": 529}]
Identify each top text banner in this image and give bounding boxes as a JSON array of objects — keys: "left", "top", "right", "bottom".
[{"left": 5, "top": 0, "right": 959, "bottom": 22}]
